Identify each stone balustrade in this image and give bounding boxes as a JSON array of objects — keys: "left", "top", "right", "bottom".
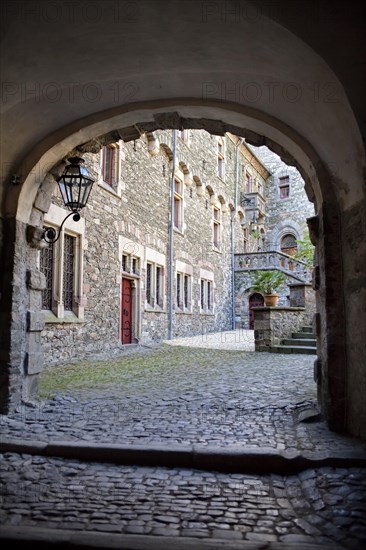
[{"left": 235, "top": 251, "right": 311, "bottom": 282}]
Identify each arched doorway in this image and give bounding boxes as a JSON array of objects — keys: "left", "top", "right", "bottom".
[{"left": 249, "top": 293, "right": 264, "bottom": 330}]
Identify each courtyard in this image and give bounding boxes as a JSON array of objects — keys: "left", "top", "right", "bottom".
[{"left": 1, "top": 334, "right": 366, "bottom": 548}]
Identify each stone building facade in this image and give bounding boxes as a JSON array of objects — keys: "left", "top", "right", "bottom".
[
  {"left": 40, "top": 131, "right": 271, "bottom": 365},
  {"left": 249, "top": 145, "right": 315, "bottom": 251},
  {"left": 233, "top": 145, "right": 315, "bottom": 329}
]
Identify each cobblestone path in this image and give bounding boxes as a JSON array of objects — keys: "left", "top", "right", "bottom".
[
  {"left": 1, "top": 344, "right": 365, "bottom": 454},
  {"left": 1, "top": 454, "right": 365, "bottom": 548},
  {"left": 1, "top": 340, "right": 366, "bottom": 548}
]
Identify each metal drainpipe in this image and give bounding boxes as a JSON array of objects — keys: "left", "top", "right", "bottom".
[
  {"left": 168, "top": 129, "right": 177, "bottom": 340},
  {"left": 231, "top": 137, "right": 244, "bottom": 330}
]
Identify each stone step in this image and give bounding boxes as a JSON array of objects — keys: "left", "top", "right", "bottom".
[
  {"left": 292, "top": 332, "right": 315, "bottom": 339},
  {"left": 301, "top": 326, "right": 313, "bottom": 333},
  {"left": 283, "top": 338, "right": 316, "bottom": 347},
  {"left": 269, "top": 345, "right": 317, "bottom": 355}
]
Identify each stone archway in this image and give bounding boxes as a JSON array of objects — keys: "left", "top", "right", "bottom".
[
  {"left": 1, "top": 0, "right": 365, "bottom": 439},
  {"left": 0, "top": 102, "right": 356, "bottom": 438}
]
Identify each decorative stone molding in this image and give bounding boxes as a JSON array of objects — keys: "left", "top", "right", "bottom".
[
  {"left": 26, "top": 270, "right": 46, "bottom": 291},
  {"left": 146, "top": 132, "right": 160, "bottom": 157},
  {"left": 25, "top": 352, "right": 44, "bottom": 375},
  {"left": 27, "top": 311, "right": 45, "bottom": 332},
  {"left": 26, "top": 225, "right": 47, "bottom": 250}
]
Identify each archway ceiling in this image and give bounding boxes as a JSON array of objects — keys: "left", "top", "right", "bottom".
[{"left": 1, "top": 0, "right": 365, "bottom": 215}]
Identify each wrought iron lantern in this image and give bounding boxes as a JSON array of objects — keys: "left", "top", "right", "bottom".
[{"left": 42, "top": 157, "right": 94, "bottom": 243}]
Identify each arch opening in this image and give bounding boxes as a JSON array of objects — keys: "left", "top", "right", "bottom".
[{"left": 0, "top": 100, "right": 364, "bottom": 440}]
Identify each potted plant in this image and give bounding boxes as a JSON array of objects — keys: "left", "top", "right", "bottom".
[{"left": 250, "top": 270, "right": 286, "bottom": 307}]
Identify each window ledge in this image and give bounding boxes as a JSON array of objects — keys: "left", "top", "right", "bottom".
[
  {"left": 43, "top": 311, "right": 84, "bottom": 324},
  {"left": 173, "top": 228, "right": 185, "bottom": 237},
  {"left": 98, "top": 180, "right": 122, "bottom": 198},
  {"left": 145, "top": 306, "right": 166, "bottom": 313},
  {"left": 200, "top": 311, "right": 215, "bottom": 316},
  {"left": 175, "top": 309, "right": 193, "bottom": 315},
  {"left": 212, "top": 246, "right": 222, "bottom": 253},
  {"left": 122, "top": 271, "right": 140, "bottom": 279}
]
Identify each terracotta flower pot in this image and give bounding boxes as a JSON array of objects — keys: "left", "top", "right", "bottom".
[{"left": 264, "top": 293, "right": 279, "bottom": 307}]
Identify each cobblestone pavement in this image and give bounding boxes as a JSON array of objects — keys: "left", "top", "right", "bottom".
[
  {"left": 1, "top": 453, "right": 366, "bottom": 548},
  {"left": 1, "top": 338, "right": 366, "bottom": 548},
  {"left": 1, "top": 340, "right": 366, "bottom": 455}
]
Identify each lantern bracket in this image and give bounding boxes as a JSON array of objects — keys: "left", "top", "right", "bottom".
[{"left": 42, "top": 211, "right": 80, "bottom": 244}]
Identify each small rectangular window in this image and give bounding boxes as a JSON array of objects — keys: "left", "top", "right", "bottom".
[
  {"left": 176, "top": 273, "right": 182, "bottom": 308},
  {"left": 63, "top": 234, "right": 75, "bottom": 311},
  {"left": 40, "top": 242, "right": 54, "bottom": 310},
  {"left": 184, "top": 275, "right": 189, "bottom": 309},
  {"left": 201, "top": 280, "right": 205, "bottom": 310},
  {"left": 146, "top": 263, "right": 152, "bottom": 305},
  {"left": 217, "top": 139, "right": 225, "bottom": 179},
  {"left": 122, "top": 254, "right": 128, "bottom": 272},
  {"left": 156, "top": 266, "right": 161, "bottom": 306},
  {"left": 174, "top": 178, "right": 183, "bottom": 231},
  {"left": 213, "top": 207, "right": 220, "bottom": 249},
  {"left": 279, "top": 176, "right": 290, "bottom": 199},
  {"left": 207, "top": 281, "right": 211, "bottom": 311},
  {"left": 102, "top": 146, "right": 115, "bottom": 185}
]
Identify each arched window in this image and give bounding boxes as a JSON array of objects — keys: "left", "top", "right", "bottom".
[{"left": 281, "top": 234, "right": 297, "bottom": 256}]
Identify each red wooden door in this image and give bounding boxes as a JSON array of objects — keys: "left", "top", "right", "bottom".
[
  {"left": 121, "top": 278, "right": 132, "bottom": 344},
  {"left": 249, "top": 293, "right": 264, "bottom": 329}
]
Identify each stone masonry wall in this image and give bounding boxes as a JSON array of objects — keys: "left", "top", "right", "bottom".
[
  {"left": 254, "top": 307, "right": 309, "bottom": 350},
  {"left": 247, "top": 144, "right": 315, "bottom": 249},
  {"left": 41, "top": 131, "right": 266, "bottom": 365}
]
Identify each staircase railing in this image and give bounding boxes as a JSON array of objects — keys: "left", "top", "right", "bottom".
[{"left": 235, "top": 251, "right": 311, "bottom": 282}]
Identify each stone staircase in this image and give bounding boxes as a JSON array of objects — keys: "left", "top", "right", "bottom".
[{"left": 270, "top": 325, "right": 317, "bottom": 355}]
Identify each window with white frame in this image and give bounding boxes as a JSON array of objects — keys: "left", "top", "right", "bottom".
[
  {"left": 101, "top": 144, "right": 120, "bottom": 194},
  {"left": 174, "top": 177, "right": 184, "bottom": 232},
  {"left": 200, "top": 269, "right": 214, "bottom": 314},
  {"left": 200, "top": 278, "right": 214, "bottom": 314},
  {"left": 175, "top": 261, "right": 193, "bottom": 313},
  {"left": 279, "top": 175, "right": 290, "bottom": 199},
  {"left": 217, "top": 137, "right": 225, "bottom": 179},
  {"left": 40, "top": 230, "right": 83, "bottom": 319},
  {"left": 145, "top": 262, "right": 164, "bottom": 309},
  {"left": 213, "top": 206, "right": 221, "bottom": 249},
  {"left": 176, "top": 272, "right": 192, "bottom": 312},
  {"left": 40, "top": 204, "right": 84, "bottom": 321},
  {"left": 122, "top": 252, "right": 140, "bottom": 275}
]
